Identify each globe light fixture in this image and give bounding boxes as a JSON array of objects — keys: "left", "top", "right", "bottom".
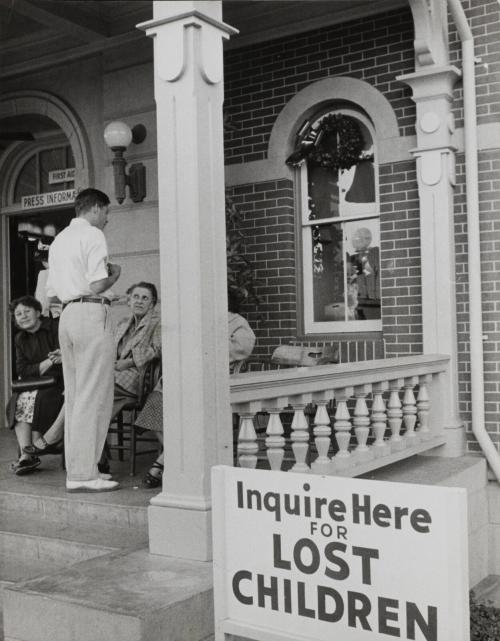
[{"left": 104, "top": 121, "right": 146, "bottom": 204}]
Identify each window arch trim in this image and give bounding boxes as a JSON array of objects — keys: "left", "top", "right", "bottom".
[{"left": 267, "top": 76, "right": 400, "bottom": 165}]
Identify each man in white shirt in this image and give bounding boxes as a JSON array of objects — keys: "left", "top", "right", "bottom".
[{"left": 47, "top": 188, "right": 121, "bottom": 492}]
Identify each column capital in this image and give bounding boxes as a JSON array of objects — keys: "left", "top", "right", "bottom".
[
  {"left": 397, "top": 65, "right": 461, "bottom": 102},
  {"left": 137, "top": 9, "right": 238, "bottom": 39},
  {"left": 137, "top": 2, "right": 238, "bottom": 85},
  {"left": 398, "top": 66, "right": 461, "bottom": 151}
]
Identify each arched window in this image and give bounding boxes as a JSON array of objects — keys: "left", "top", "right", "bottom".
[
  {"left": 13, "top": 145, "right": 75, "bottom": 203},
  {"left": 294, "top": 107, "right": 381, "bottom": 334}
]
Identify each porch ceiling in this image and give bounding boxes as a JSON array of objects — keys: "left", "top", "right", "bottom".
[
  {"left": 0, "top": 0, "right": 408, "bottom": 68},
  {"left": 0, "top": 0, "right": 407, "bottom": 152}
]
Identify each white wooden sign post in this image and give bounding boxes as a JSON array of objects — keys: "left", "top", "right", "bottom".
[{"left": 212, "top": 466, "right": 469, "bottom": 641}]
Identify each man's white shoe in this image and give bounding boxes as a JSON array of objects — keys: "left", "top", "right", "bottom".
[{"left": 66, "top": 478, "right": 120, "bottom": 493}]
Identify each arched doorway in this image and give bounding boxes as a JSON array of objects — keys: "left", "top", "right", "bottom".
[{"left": 0, "top": 91, "right": 92, "bottom": 405}]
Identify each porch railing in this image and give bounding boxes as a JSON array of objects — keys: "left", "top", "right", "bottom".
[{"left": 230, "top": 354, "right": 450, "bottom": 477}]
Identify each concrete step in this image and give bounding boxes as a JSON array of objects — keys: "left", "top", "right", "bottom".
[
  {"left": 472, "top": 574, "right": 500, "bottom": 607},
  {"left": 3, "top": 548, "right": 215, "bottom": 641},
  {"left": 0, "top": 488, "right": 148, "bottom": 532},
  {"left": 361, "top": 453, "right": 489, "bottom": 588},
  {"left": 0, "top": 510, "right": 148, "bottom": 583}
]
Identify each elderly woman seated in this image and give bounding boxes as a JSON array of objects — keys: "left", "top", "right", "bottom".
[
  {"left": 7, "top": 296, "right": 64, "bottom": 475},
  {"left": 24, "top": 282, "right": 161, "bottom": 474},
  {"left": 135, "top": 289, "right": 256, "bottom": 488}
]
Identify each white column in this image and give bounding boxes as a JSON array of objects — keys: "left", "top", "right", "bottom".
[
  {"left": 138, "top": 1, "right": 238, "bottom": 560},
  {"left": 397, "top": 66, "right": 464, "bottom": 455}
]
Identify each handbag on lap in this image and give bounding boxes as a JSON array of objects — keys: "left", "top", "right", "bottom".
[{"left": 11, "top": 376, "right": 57, "bottom": 393}]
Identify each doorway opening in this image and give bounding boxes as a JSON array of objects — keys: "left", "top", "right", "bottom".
[{"left": 8, "top": 208, "right": 74, "bottom": 374}]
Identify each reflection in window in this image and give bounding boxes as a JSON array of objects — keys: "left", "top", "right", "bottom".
[{"left": 311, "top": 220, "right": 380, "bottom": 323}]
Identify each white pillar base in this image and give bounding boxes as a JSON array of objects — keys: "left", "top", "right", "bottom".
[
  {"left": 149, "top": 504, "right": 212, "bottom": 562},
  {"left": 422, "top": 421, "right": 466, "bottom": 458}
]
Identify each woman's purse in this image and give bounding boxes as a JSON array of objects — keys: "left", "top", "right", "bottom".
[
  {"left": 11, "top": 376, "right": 57, "bottom": 392},
  {"left": 271, "top": 344, "right": 338, "bottom": 367}
]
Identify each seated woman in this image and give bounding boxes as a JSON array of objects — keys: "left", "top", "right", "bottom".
[
  {"left": 135, "top": 288, "right": 256, "bottom": 488},
  {"left": 25, "top": 282, "right": 161, "bottom": 475},
  {"left": 7, "top": 296, "right": 64, "bottom": 475}
]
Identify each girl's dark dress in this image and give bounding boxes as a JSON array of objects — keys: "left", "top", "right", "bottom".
[{"left": 8, "top": 316, "right": 64, "bottom": 433}]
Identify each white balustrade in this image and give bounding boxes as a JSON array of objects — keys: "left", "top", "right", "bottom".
[
  {"left": 289, "top": 401, "right": 310, "bottom": 473},
  {"left": 265, "top": 406, "right": 286, "bottom": 471},
  {"left": 352, "top": 385, "right": 372, "bottom": 463},
  {"left": 231, "top": 355, "right": 450, "bottom": 477},
  {"left": 417, "top": 374, "right": 431, "bottom": 440},
  {"left": 403, "top": 377, "right": 418, "bottom": 443},
  {"left": 387, "top": 379, "right": 404, "bottom": 452},
  {"left": 311, "top": 398, "right": 333, "bottom": 474}
]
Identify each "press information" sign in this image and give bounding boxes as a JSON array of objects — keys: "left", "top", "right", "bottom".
[
  {"left": 22, "top": 189, "right": 76, "bottom": 210},
  {"left": 212, "top": 466, "right": 469, "bottom": 641}
]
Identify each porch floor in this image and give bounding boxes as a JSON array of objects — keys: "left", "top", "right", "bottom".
[{"left": 0, "top": 426, "right": 156, "bottom": 507}]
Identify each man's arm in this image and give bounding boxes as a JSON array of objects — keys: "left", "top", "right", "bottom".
[{"left": 89, "top": 263, "right": 121, "bottom": 295}]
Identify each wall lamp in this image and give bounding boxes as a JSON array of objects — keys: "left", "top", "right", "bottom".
[{"left": 104, "top": 121, "right": 147, "bottom": 204}]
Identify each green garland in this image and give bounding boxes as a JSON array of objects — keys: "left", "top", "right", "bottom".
[{"left": 307, "top": 114, "right": 364, "bottom": 172}]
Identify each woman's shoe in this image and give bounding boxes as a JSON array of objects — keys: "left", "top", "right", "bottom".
[
  {"left": 23, "top": 437, "right": 63, "bottom": 457},
  {"left": 142, "top": 462, "right": 163, "bottom": 489},
  {"left": 12, "top": 456, "right": 41, "bottom": 476}
]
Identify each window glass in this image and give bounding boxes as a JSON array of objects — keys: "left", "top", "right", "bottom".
[
  {"left": 40, "top": 148, "right": 66, "bottom": 193},
  {"left": 300, "top": 110, "right": 381, "bottom": 333},
  {"left": 13, "top": 145, "right": 74, "bottom": 204},
  {"left": 14, "top": 155, "right": 37, "bottom": 201}
]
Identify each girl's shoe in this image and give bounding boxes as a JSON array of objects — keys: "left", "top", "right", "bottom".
[{"left": 12, "top": 456, "right": 41, "bottom": 476}]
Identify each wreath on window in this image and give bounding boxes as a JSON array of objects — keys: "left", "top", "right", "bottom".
[{"left": 286, "top": 114, "right": 364, "bottom": 172}]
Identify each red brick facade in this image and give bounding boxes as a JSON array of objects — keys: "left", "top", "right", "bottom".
[{"left": 224, "top": 1, "right": 500, "bottom": 453}]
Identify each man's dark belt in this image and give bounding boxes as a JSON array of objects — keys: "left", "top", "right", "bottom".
[{"left": 63, "top": 296, "right": 110, "bottom": 309}]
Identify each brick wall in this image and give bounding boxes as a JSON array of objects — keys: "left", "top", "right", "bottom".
[
  {"left": 224, "top": 1, "right": 500, "bottom": 456},
  {"left": 227, "top": 180, "right": 297, "bottom": 357},
  {"left": 450, "top": 0, "right": 500, "bottom": 128},
  {"left": 224, "top": 8, "right": 416, "bottom": 165},
  {"left": 224, "top": 8, "right": 420, "bottom": 360},
  {"left": 379, "top": 161, "right": 423, "bottom": 357},
  {"left": 455, "top": 150, "right": 500, "bottom": 453}
]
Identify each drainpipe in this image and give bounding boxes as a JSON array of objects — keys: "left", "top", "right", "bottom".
[{"left": 447, "top": 0, "right": 500, "bottom": 481}]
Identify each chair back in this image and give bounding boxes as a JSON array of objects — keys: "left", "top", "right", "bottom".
[{"left": 138, "top": 358, "right": 162, "bottom": 406}]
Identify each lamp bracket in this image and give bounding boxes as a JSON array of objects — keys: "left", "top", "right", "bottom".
[{"left": 127, "top": 163, "right": 146, "bottom": 203}]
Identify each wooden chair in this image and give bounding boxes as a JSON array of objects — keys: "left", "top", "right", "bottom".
[{"left": 106, "top": 358, "right": 162, "bottom": 476}]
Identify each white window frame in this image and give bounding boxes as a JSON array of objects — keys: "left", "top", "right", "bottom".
[{"left": 300, "top": 108, "right": 381, "bottom": 335}]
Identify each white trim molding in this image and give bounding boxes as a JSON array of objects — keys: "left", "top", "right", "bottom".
[{"left": 0, "top": 90, "right": 91, "bottom": 201}]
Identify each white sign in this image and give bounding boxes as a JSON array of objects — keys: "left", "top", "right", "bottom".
[
  {"left": 212, "top": 466, "right": 469, "bottom": 641},
  {"left": 48, "top": 168, "right": 75, "bottom": 184},
  {"left": 22, "top": 189, "right": 76, "bottom": 210}
]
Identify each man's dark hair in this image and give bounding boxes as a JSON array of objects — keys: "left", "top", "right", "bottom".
[
  {"left": 126, "top": 282, "right": 158, "bottom": 306},
  {"left": 74, "top": 188, "right": 110, "bottom": 216},
  {"left": 9, "top": 295, "right": 42, "bottom": 316}
]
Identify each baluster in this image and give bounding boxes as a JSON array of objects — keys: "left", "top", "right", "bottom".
[
  {"left": 265, "top": 406, "right": 286, "bottom": 471},
  {"left": 417, "top": 375, "right": 431, "bottom": 440},
  {"left": 387, "top": 380, "right": 404, "bottom": 451},
  {"left": 333, "top": 389, "right": 352, "bottom": 471},
  {"left": 290, "top": 403, "right": 311, "bottom": 473},
  {"left": 311, "top": 398, "right": 333, "bottom": 474},
  {"left": 237, "top": 412, "right": 259, "bottom": 469},
  {"left": 371, "top": 383, "right": 390, "bottom": 457},
  {"left": 353, "top": 386, "right": 373, "bottom": 462},
  {"left": 403, "top": 377, "right": 418, "bottom": 443}
]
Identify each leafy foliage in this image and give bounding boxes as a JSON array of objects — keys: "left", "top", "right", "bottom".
[
  {"left": 470, "top": 591, "right": 500, "bottom": 641},
  {"left": 226, "top": 193, "right": 260, "bottom": 308}
]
